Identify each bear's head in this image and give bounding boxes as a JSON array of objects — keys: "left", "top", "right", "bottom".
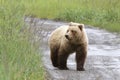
[{"left": 65, "top": 22, "right": 84, "bottom": 44}]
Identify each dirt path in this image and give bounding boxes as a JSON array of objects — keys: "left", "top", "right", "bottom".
[{"left": 25, "top": 17, "right": 120, "bottom": 80}]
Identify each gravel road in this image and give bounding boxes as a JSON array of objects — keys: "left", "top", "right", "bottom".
[{"left": 25, "top": 17, "right": 120, "bottom": 80}]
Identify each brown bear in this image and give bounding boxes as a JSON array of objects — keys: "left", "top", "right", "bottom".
[{"left": 48, "top": 22, "right": 88, "bottom": 71}]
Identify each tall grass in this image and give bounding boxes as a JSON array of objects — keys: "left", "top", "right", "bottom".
[
  {"left": 56, "top": 0, "right": 120, "bottom": 32},
  {"left": 21, "top": 0, "right": 120, "bottom": 32},
  {"left": 0, "top": 0, "right": 44, "bottom": 80},
  {"left": 0, "top": 0, "right": 119, "bottom": 79}
]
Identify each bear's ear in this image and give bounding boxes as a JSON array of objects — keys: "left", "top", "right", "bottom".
[
  {"left": 69, "top": 22, "right": 73, "bottom": 26},
  {"left": 78, "top": 24, "right": 84, "bottom": 31}
]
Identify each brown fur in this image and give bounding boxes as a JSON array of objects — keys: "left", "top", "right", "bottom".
[{"left": 48, "top": 22, "right": 88, "bottom": 71}]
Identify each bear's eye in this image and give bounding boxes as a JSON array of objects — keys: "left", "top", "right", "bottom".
[
  {"left": 71, "top": 30, "right": 76, "bottom": 34},
  {"left": 67, "top": 30, "right": 69, "bottom": 32}
]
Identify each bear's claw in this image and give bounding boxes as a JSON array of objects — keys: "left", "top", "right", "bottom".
[{"left": 58, "top": 66, "right": 69, "bottom": 70}]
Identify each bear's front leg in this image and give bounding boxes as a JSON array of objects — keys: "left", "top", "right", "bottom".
[
  {"left": 58, "top": 52, "right": 69, "bottom": 70},
  {"left": 76, "top": 46, "right": 87, "bottom": 71}
]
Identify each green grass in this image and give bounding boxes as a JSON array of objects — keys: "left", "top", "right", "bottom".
[
  {"left": 0, "top": 0, "right": 44, "bottom": 80},
  {"left": 21, "top": 0, "right": 120, "bottom": 32},
  {"left": 0, "top": 0, "right": 120, "bottom": 80},
  {"left": 3, "top": 0, "right": 118, "bottom": 32}
]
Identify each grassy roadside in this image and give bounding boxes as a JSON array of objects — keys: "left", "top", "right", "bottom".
[
  {"left": 23, "top": 0, "right": 120, "bottom": 32},
  {"left": 0, "top": 0, "right": 44, "bottom": 80},
  {"left": 0, "top": 0, "right": 119, "bottom": 80}
]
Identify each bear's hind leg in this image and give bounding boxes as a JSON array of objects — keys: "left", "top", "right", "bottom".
[
  {"left": 76, "top": 53, "right": 86, "bottom": 71},
  {"left": 50, "top": 49, "right": 58, "bottom": 67},
  {"left": 76, "top": 46, "right": 87, "bottom": 71}
]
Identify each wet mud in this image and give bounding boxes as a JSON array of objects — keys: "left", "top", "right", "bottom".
[{"left": 25, "top": 17, "right": 120, "bottom": 80}]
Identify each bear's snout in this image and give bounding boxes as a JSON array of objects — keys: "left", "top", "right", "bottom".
[
  {"left": 65, "top": 34, "right": 71, "bottom": 40},
  {"left": 65, "top": 34, "right": 69, "bottom": 39}
]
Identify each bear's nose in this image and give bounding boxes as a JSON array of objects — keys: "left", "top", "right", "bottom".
[{"left": 65, "top": 35, "right": 69, "bottom": 38}]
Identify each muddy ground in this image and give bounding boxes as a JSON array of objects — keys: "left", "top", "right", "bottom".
[{"left": 25, "top": 17, "right": 120, "bottom": 80}]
